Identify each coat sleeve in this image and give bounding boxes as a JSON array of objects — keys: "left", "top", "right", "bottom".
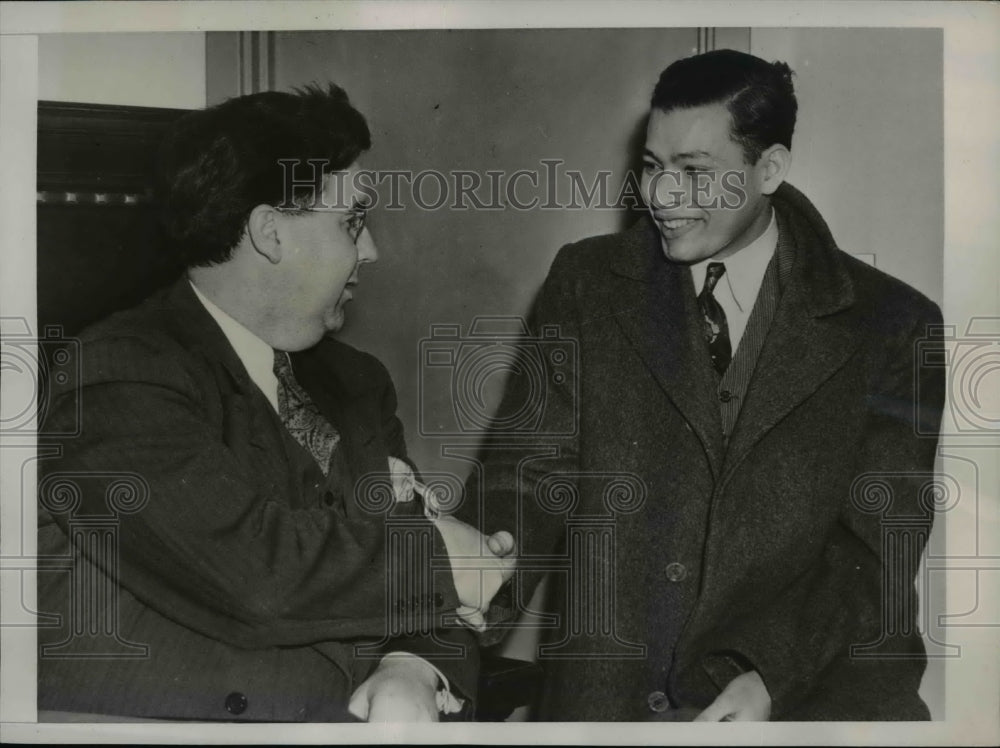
[
  {"left": 458, "top": 247, "right": 583, "bottom": 634},
  {"left": 692, "top": 302, "right": 945, "bottom": 718},
  {"left": 40, "top": 332, "right": 463, "bottom": 653},
  {"left": 370, "top": 360, "right": 481, "bottom": 707}
]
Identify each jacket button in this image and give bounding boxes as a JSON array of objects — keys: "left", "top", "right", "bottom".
[
  {"left": 323, "top": 491, "right": 336, "bottom": 507},
  {"left": 647, "top": 690, "right": 670, "bottom": 713},
  {"left": 224, "top": 691, "right": 248, "bottom": 715},
  {"left": 719, "top": 389, "right": 733, "bottom": 403},
  {"left": 665, "top": 562, "right": 688, "bottom": 582}
]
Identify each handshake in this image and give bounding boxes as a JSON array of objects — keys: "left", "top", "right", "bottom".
[{"left": 388, "top": 457, "right": 516, "bottom": 630}]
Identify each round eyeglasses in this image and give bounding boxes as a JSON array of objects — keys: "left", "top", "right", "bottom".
[{"left": 275, "top": 203, "right": 369, "bottom": 243}]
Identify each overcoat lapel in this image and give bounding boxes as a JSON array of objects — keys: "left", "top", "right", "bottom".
[
  {"left": 721, "top": 187, "right": 865, "bottom": 483},
  {"left": 608, "top": 218, "right": 726, "bottom": 476}
]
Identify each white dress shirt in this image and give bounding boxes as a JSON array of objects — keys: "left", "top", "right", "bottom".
[{"left": 690, "top": 209, "right": 779, "bottom": 355}]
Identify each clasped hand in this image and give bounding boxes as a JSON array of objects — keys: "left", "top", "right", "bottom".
[{"left": 387, "top": 457, "right": 516, "bottom": 630}]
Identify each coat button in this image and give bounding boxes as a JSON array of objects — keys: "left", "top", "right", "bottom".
[
  {"left": 665, "top": 562, "right": 688, "bottom": 582},
  {"left": 323, "top": 491, "right": 336, "bottom": 507},
  {"left": 647, "top": 690, "right": 670, "bottom": 713},
  {"left": 719, "top": 389, "right": 733, "bottom": 403},
  {"left": 224, "top": 691, "right": 248, "bottom": 715}
]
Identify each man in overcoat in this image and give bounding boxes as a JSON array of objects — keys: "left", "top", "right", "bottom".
[
  {"left": 461, "top": 50, "right": 945, "bottom": 721},
  {"left": 37, "top": 84, "right": 512, "bottom": 722}
]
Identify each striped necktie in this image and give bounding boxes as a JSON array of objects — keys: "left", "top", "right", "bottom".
[
  {"left": 699, "top": 262, "right": 732, "bottom": 375},
  {"left": 273, "top": 350, "right": 340, "bottom": 476}
]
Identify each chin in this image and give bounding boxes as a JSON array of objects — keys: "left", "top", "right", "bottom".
[{"left": 661, "top": 239, "right": 714, "bottom": 265}]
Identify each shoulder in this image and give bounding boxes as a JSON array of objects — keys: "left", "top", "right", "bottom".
[
  {"left": 72, "top": 292, "right": 199, "bottom": 388},
  {"left": 39, "top": 291, "right": 211, "bottom": 436},
  {"left": 839, "top": 251, "right": 942, "bottom": 331},
  {"left": 550, "top": 227, "right": 633, "bottom": 275},
  {"left": 544, "top": 217, "right": 656, "bottom": 291},
  {"left": 49, "top": 285, "right": 226, "bottom": 415}
]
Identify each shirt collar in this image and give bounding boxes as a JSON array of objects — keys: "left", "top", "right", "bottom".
[
  {"left": 690, "top": 208, "right": 778, "bottom": 311},
  {"left": 188, "top": 279, "right": 279, "bottom": 412}
]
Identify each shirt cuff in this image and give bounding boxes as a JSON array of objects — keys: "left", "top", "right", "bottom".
[{"left": 380, "top": 651, "right": 465, "bottom": 715}]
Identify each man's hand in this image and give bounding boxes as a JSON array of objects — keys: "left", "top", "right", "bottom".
[
  {"left": 694, "top": 670, "right": 771, "bottom": 722},
  {"left": 348, "top": 656, "right": 440, "bottom": 722},
  {"left": 433, "top": 514, "right": 516, "bottom": 630},
  {"left": 384, "top": 466, "right": 516, "bottom": 629},
  {"left": 387, "top": 456, "right": 415, "bottom": 504}
]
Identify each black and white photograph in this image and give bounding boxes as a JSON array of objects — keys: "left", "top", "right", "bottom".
[{"left": 0, "top": 1, "right": 997, "bottom": 744}]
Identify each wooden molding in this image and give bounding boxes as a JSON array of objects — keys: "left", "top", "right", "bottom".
[
  {"left": 697, "top": 28, "right": 717, "bottom": 54},
  {"left": 37, "top": 101, "right": 190, "bottom": 197},
  {"left": 238, "top": 31, "right": 275, "bottom": 96}
]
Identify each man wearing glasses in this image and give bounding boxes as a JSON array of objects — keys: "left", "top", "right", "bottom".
[{"left": 37, "top": 84, "right": 513, "bottom": 723}]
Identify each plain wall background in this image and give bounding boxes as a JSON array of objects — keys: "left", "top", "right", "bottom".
[
  {"left": 38, "top": 33, "right": 206, "bottom": 109},
  {"left": 750, "top": 28, "right": 943, "bottom": 308}
]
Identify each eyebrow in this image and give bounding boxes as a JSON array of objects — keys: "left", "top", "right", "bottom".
[{"left": 642, "top": 148, "right": 715, "bottom": 161}]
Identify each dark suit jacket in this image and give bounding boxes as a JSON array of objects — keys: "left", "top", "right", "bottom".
[
  {"left": 37, "top": 279, "right": 476, "bottom": 721},
  {"left": 462, "top": 183, "right": 945, "bottom": 720}
]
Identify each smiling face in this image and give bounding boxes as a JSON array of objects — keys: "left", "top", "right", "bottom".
[
  {"left": 270, "top": 163, "right": 377, "bottom": 349},
  {"left": 640, "top": 103, "right": 785, "bottom": 265}
]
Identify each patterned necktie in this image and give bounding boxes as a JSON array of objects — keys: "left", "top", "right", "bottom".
[
  {"left": 698, "top": 262, "right": 732, "bottom": 375},
  {"left": 273, "top": 350, "right": 340, "bottom": 476}
]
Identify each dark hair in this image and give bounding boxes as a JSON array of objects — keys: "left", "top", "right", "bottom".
[
  {"left": 156, "top": 83, "right": 371, "bottom": 267},
  {"left": 651, "top": 49, "right": 797, "bottom": 164}
]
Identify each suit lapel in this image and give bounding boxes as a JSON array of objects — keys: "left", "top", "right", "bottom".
[
  {"left": 164, "top": 279, "right": 377, "bottom": 506},
  {"left": 721, "top": 188, "right": 864, "bottom": 482},
  {"left": 291, "top": 345, "right": 380, "bottom": 490},
  {"left": 608, "top": 218, "right": 726, "bottom": 476},
  {"left": 162, "top": 278, "right": 276, "bottom": 453}
]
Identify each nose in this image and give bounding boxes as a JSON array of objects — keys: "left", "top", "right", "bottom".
[
  {"left": 356, "top": 226, "right": 378, "bottom": 264},
  {"left": 643, "top": 169, "right": 689, "bottom": 211}
]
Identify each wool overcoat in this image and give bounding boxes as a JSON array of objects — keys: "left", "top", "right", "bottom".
[{"left": 462, "top": 183, "right": 945, "bottom": 721}]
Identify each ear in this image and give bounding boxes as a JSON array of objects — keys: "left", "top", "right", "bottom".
[
  {"left": 756, "top": 144, "right": 792, "bottom": 196},
  {"left": 245, "top": 203, "right": 283, "bottom": 264}
]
